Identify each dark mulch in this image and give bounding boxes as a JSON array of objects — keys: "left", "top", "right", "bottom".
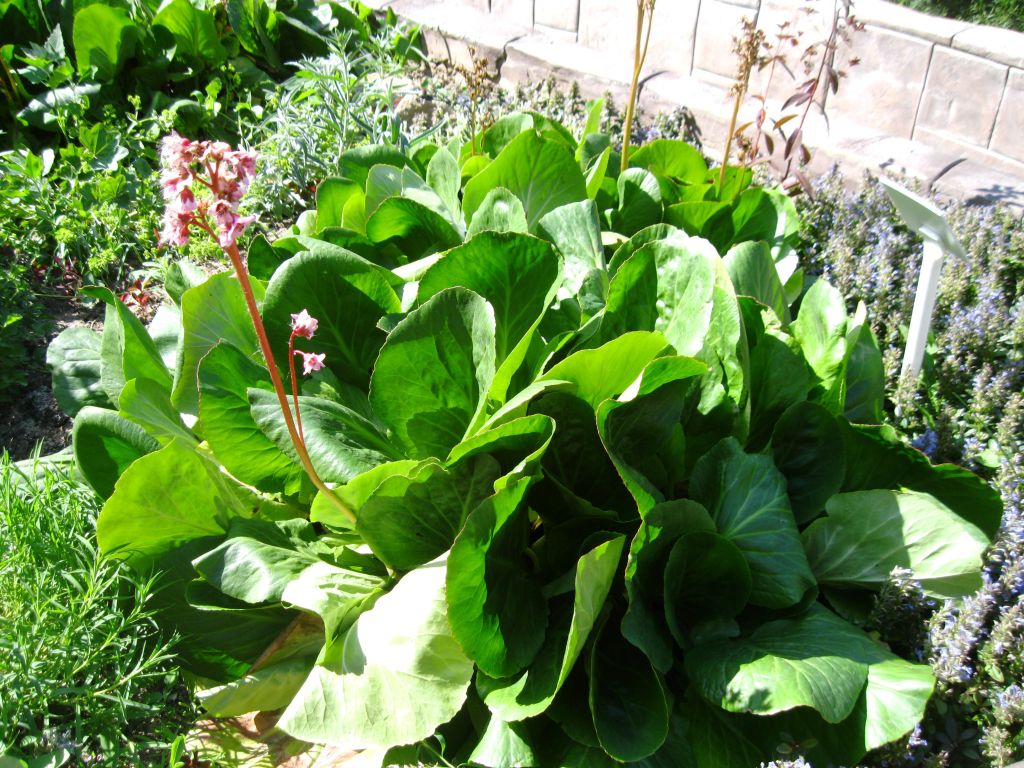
[{"left": 0, "top": 299, "right": 104, "bottom": 462}]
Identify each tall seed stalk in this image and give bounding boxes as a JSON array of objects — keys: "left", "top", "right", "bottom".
[
  {"left": 621, "top": 0, "right": 656, "bottom": 173},
  {"left": 719, "top": 18, "right": 764, "bottom": 189}
]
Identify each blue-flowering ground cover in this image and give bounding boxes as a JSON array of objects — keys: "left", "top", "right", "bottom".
[{"left": 798, "top": 170, "right": 1024, "bottom": 766}]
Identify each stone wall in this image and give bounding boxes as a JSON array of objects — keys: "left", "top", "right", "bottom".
[{"left": 374, "top": 0, "right": 1024, "bottom": 208}]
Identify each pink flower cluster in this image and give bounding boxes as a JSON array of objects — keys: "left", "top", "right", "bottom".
[
  {"left": 158, "top": 132, "right": 258, "bottom": 249},
  {"left": 290, "top": 309, "right": 326, "bottom": 376}
]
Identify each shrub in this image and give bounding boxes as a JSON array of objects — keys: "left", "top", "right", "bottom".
[
  {"left": 43, "top": 119, "right": 1001, "bottom": 767},
  {"left": 0, "top": 454, "right": 194, "bottom": 765}
]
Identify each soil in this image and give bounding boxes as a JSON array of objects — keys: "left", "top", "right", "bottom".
[{"left": 0, "top": 297, "right": 104, "bottom": 462}]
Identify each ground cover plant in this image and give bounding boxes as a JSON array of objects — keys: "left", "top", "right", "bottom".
[
  {"left": 0, "top": 454, "right": 194, "bottom": 765},
  {"left": 798, "top": 170, "right": 1024, "bottom": 766},
  {"left": 40, "top": 110, "right": 1004, "bottom": 767}
]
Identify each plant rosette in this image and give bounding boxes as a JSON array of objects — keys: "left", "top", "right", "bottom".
[{"left": 46, "top": 120, "right": 1000, "bottom": 767}]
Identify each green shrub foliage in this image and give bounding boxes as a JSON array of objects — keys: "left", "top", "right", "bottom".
[{"left": 48, "top": 117, "right": 999, "bottom": 767}]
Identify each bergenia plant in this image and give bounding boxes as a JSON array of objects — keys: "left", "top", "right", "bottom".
[
  {"left": 158, "top": 132, "right": 351, "bottom": 524},
  {"left": 44, "top": 121, "right": 1001, "bottom": 768}
]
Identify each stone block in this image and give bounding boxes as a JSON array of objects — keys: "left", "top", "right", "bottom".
[
  {"left": 502, "top": 34, "right": 631, "bottom": 101},
  {"left": 578, "top": 0, "right": 637, "bottom": 61},
  {"left": 393, "top": 0, "right": 530, "bottom": 72},
  {"left": 952, "top": 25, "right": 1024, "bottom": 70},
  {"left": 535, "top": 0, "right": 579, "bottom": 32},
  {"left": 914, "top": 125, "right": 1024, "bottom": 181},
  {"left": 646, "top": 0, "right": 700, "bottom": 76},
  {"left": 932, "top": 158, "right": 1024, "bottom": 213},
  {"left": 917, "top": 46, "right": 1008, "bottom": 148},
  {"left": 991, "top": 69, "right": 1024, "bottom": 164},
  {"left": 693, "top": 0, "right": 759, "bottom": 81},
  {"left": 854, "top": 0, "right": 971, "bottom": 45},
  {"left": 826, "top": 24, "right": 932, "bottom": 140},
  {"left": 491, "top": 0, "right": 534, "bottom": 27},
  {"left": 534, "top": 23, "right": 578, "bottom": 44}
]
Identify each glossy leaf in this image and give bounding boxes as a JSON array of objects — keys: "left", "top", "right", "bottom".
[
  {"left": 802, "top": 489, "right": 989, "bottom": 598},
  {"left": 262, "top": 243, "right": 401, "bottom": 388},
  {"left": 47, "top": 325, "right": 110, "bottom": 416},
  {"left": 463, "top": 130, "right": 587, "bottom": 233},
  {"left": 447, "top": 476, "right": 547, "bottom": 677},
  {"left": 277, "top": 559, "right": 474, "bottom": 749},
  {"left": 689, "top": 438, "right": 815, "bottom": 609},
  {"left": 478, "top": 536, "right": 624, "bottom": 721},
  {"left": 72, "top": 406, "right": 160, "bottom": 499},
  {"left": 96, "top": 440, "right": 251, "bottom": 571},
  {"left": 370, "top": 288, "right": 496, "bottom": 459}
]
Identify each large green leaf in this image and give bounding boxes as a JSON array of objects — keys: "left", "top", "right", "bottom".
[
  {"left": 172, "top": 272, "right": 263, "bottom": 415},
  {"left": 843, "top": 325, "right": 885, "bottom": 424},
  {"left": 447, "top": 476, "right": 547, "bottom": 678},
  {"left": 596, "top": 246, "right": 658, "bottom": 344},
  {"left": 611, "top": 168, "right": 663, "bottom": 237},
  {"left": 277, "top": 559, "right": 474, "bottom": 749},
  {"left": 791, "top": 279, "right": 849, "bottom": 398},
  {"left": 365, "top": 197, "right": 464, "bottom": 259},
  {"left": 629, "top": 140, "right": 707, "bottom": 183},
  {"left": 663, "top": 531, "right": 751, "bottom": 645},
  {"left": 417, "top": 232, "right": 562, "bottom": 365},
  {"left": 466, "top": 187, "right": 529, "bottom": 237},
  {"left": 589, "top": 620, "right": 670, "bottom": 761},
  {"left": 840, "top": 421, "right": 1003, "bottom": 538},
  {"left": 723, "top": 241, "right": 787, "bottom": 323},
  {"left": 85, "top": 286, "right": 172, "bottom": 405},
  {"left": 686, "top": 605, "right": 872, "bottom": 723},
  {"left": 463, "top": 131, "right": 587, "bottom": 234},
  {"left": 644, "top": 238, "right": 716, "bottom": 358},
  {"left": 688, "top": 607, "right": 935, "bottom": 765},
  {"left": 356, "top": 456, "right": 500, "bottom": 571},
  {"left": 194, "top": 517, "right": 384, "bottom": 643},
  {"left": 153, "top": 0, "right": 227, "bottom": 65},
  {"left": 119, "top": 377, "right": 195, "bottom": 446},
  {"left": 540, "top": 331, "right": 669, "bottom": 409},
  {"left": 198, "top": 657, "right": 314, "bottom": 718},
  {"left": 250, "top": 390, "right": 398, "bottom": 485},
  {"left": 745, "top": 317, "right": 809, "bottom": 451},
  {"left": 73, "top": 3, "right": 137, "bottom": 79},
  {"left": 536, "top": 200, "right": 603, "bottom": 295},
  {"left": 97, "top": 440, "right": 251, "bottom": 571},
  {"left": 729, "top": 188, "right": 780, "bottom": 245},
  {"left": 47, "top": 325, "right": 111, "bottom": 416},
  {"left": 596, "top": 357, "right": 704, "bottom": 514},
  {"left": 478, "top": 536, "right": 624, "bottom": 721},
  {"left": 197, "top": 344, "right": 302, "bottom": 494},
  {"left": 689, "top": 438, "right": 815, "bottom": 608},
  {"left": 262, "top": 243, "right": 401, "bottom": 389},
  {"left": 802, "top": 489, "right": 989, "bottom": 598},
  {"left": 770, "top": 401, "right": 846, "bottom": 524},
  {"left": 72, "top": 406, "right": 160, "bottom": 499},
  {"left": 370, "top": 288, "right": 496, "bottom": 459},
  {"left": 622, "top": 500, "right": 716, "bottom": 672}
]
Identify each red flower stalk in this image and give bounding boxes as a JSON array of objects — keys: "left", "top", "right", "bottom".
[{"left": 158, "top": 133, "right": 354, "bottom": 524}]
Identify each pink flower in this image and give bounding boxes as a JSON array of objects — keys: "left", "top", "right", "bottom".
[
  {"left": 157, "top": 133, "right": 259, "bottom": 250},
  {"left": 290, "top": 309, "right": 319, "bottom": 339},
  {"left": 295, "top": 350, "right": 326, "bottom": 376},
  {"left": 211, "top": 199, "right": 255, "bottom": 248}
]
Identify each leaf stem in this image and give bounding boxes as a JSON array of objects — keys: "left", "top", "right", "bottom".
[
  {"left": 287, "top": 332, "right": 306, "bottom": 444},
  {"left": 222, "top": 240, "right": 355, "bottom": 525}
]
